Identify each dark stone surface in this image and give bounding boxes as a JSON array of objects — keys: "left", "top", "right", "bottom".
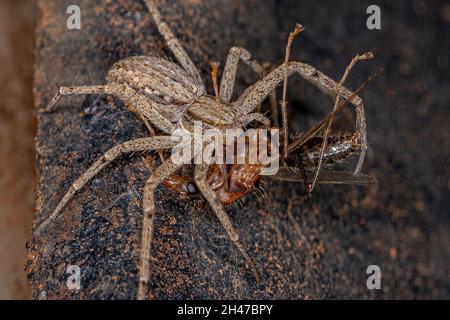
[{"left": 27, "top": 0, "right": 449, "bottom": 299}]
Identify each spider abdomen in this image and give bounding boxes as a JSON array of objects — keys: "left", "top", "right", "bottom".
[{"left": 106, "top": 55, "right": 203, "bottom": 121}]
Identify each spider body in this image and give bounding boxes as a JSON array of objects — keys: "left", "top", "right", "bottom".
[
  {"left": 187, "top": 95, "right": 238, "bottom": 127},
  {"left": 108, "top": 55, "right": 244, "bottom": 130},
  {"left": 107, "top": 55, "right": 203, "bottom": 123},
  {"left": 35, "top": 0, "right": 374, "bottom": 300}
]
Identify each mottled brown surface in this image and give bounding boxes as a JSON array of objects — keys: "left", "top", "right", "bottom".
[
  {"left": 27, "top": 0, "right": 449, "bottom": 299},
  {"left": 0, "top": 0, "right": 35, "bottom": 299}
]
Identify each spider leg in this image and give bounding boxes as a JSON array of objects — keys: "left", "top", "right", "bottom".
[
  {"left": 194, "top": 163, "right": 260, "bottom": 284},
  {"left": 138, "top": 157, "right": 184, "bottom": 300},
  {"left": 128, "top": 106, "right": 166, "bottom": 162},
  {"left": 236, "top": 61, "right": 367, "bottom": 174},
  {"left": 144, "top": 0, "right": 205, "bottom": 92},
  {"left": 269, "top": 85, "right": 279, "bottom": 127},
  {"left": 220, "top": 47, "right": 265, "bottom": 104},
  {"left": 33, "top": 136, "right": 177, "bottom": 237},
  {"left": 40, "top": 84, "right": 123, "bottom": 113},
  {"left": 240, "top": 112, "right": 271, "bottom": 127},
  {"left": 310, "top": 52, "right": 373, "bottom": 191},
  {"left": 41, "top": 84, "right": 176, "bottom": 134}
]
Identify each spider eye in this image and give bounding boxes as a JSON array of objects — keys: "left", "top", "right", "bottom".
[{"left": 186, "top": 182, "right": 198, "bottom": 195}]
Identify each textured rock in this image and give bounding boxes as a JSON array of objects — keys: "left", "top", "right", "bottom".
[{"left": 27, "top": 0, "right": 449, "bottom": 299}]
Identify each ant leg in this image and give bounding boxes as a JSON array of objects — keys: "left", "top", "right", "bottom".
[
  {"left": 144, "top": 0, "right": 205, "bottom": 92},
  {"left": 194, "top": 163, "right": 260, "bottom": 283},
  {"left": 240, "top": 113, "right": 271, "bottom": 127}
]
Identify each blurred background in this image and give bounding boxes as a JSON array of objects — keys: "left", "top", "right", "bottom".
[{"left": 0, "top": 0, "right": 36, "bottom": 299}]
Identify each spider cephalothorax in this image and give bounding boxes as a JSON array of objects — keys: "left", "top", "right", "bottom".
[{"left": 34, "top": 0, "right": 374, "bottom": 300}]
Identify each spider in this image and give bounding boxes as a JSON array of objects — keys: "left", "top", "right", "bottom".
[{"left": 34, "top": 0, "right": 372, "bottom": 300}]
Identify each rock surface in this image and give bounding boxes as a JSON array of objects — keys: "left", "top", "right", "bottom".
[{"left": 27, "top": 0, "right": 449, "bottom": 299}]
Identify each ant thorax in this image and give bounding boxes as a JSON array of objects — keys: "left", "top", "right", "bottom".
[{"left": 294, "top": 131, "right": 361, "bottom": 169}]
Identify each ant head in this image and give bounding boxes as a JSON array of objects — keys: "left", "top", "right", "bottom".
[{"left": 162, "top": 175, "right": 200, "bottom": 201}]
